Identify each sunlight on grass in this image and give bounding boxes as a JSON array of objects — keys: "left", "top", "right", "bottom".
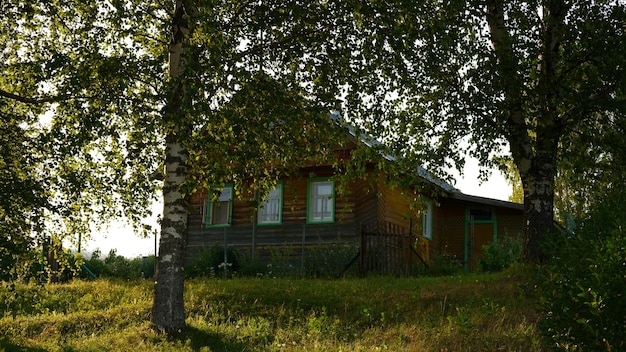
[{"left": 1, "top": 266, "right": 544, "bottom": 351}]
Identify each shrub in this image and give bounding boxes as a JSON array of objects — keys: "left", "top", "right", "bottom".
[
  {"left": 418, "top": 254, "right": 462, "bottom": 276},
  {"left": 478, "top": 236, "right": 522, "bottom": 272},
  {"left": 102, "top": 249, "right": 134, "bottom": 279},
  {"left": 132, "top": 255, "right": 155, "bottom": 279},
  {"left": 304, "top": 243, "right": 359, "bottom": 278},
  {"left": 539, "top": 190, "right": 626, "bottom": 351},
  {"left": 237, "top": 252, "right": 268, "bottom": 277},
  {"left": 0, "top": 240, "right": 37, "bottom": 282},
  {"left": 79, "top": 250, "right": 152, "bottom": 280},
  {"left": 80, "top": 250, "right": 106, "bottom": 279},
  {"left": 186, "top": 245, "right": 240, "bottom": 278}
]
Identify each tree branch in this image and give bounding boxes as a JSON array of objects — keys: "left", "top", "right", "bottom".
[
  {"left": 233, "top": 24, "right": 327, "bottom": 62},
  {"left": 486, "top": 0, "right": 531, "bottom": 166},
  {"left": 0, "top": 89, "right": 64, "bottom": 104}
]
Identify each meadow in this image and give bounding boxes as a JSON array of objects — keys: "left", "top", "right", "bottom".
[{"left": 0, "top": 266, "right": 544, "bottom": 351}]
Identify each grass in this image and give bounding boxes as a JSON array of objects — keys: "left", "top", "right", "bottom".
[{"left": 0, "top": 266, "right": 545, "bottom": 351}]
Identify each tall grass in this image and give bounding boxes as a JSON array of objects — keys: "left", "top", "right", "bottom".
[{"left": 1, "top": 266, "right": 544, "bottom": 351}]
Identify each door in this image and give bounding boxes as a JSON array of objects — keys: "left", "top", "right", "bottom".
[{"left": 465, "top": 208, "right": 496, "bottom": 271}]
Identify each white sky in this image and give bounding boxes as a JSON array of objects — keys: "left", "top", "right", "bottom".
[{"left": 82, "top": 156, "right": 511, "bottom": 259}]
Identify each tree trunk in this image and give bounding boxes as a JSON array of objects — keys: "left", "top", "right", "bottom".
[
  {"left": 151, "top": 0, "right": 190, "bottom": 334},
  {"left": 520, "top": 164, "right": 556, "bottom": 263},
  {"left": 151, "top": 134, "right": 188, "bottom": 333},
  {"left": 487, "top": 0, "right": 565, "bottom": 263}
]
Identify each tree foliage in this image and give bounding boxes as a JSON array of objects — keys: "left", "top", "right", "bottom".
[
  {"left": 2, "top": 1, "right": 165, "bottom": 251},
  {"left": 0, "top": 103, "right": 47, "bottom": 280},
  {"left": 333, "top": 0, "right": 626, "bottom": 262},
  {"left": 4, "top": 0, "right": 626, "bottom": 334},
  {"left": 539, "top": 182, "right": 626, "bottom": 350},
  {"left": 3, "top": 0, "right": 356, "bottom": 332}
]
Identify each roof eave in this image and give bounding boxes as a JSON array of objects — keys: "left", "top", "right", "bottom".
[{"left": 448, "top": 191, "right": 524, "bottom": 210}]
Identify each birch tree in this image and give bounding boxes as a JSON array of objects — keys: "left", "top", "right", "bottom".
[
  {"left": 2, "top": 1, "right": 165, "bottom": 279},
  {"left": 150, "top": 0, "right": 354, "bottom": 332},
  {"left": 339, "top": 0, "right": 626, "bottom": 262},
  {"left": 4, "top": 0, "right": 351, "bottom": 333},
  {"left": 6, "top": 0, "right": 624, "bottom": 334}
]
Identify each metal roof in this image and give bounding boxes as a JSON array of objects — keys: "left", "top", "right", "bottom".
[{"left": 331, "top": 112, "right": 523, "bottom": 210}]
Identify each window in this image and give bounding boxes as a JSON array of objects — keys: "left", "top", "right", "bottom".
[
  {"left": 258, "top": 183, "right": 283, "bottom": 225},
  {"left": 422, "top": 200, "right": 433, "bottom": 240},
  {"left": 204, "top": 186, "right": 233, "bottom": 227},
  {"left": 307, "top": 179, "right": 334, "bottom": 223}
]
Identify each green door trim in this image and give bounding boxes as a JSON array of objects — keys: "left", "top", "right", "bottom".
[{"left": 463, "top": 207, "right": 498, "bottom": 271}]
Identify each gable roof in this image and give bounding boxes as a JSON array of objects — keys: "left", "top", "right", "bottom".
[
  {"left": 331, "top": 112, "right": 455, "bottom": 192},
  {"left": 331, "top": 112, "right": 522, "bottom": 210}
]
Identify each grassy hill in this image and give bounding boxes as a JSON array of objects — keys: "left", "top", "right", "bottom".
[{"left": 0, "top": 266, "right": 544, "bottom": 351}]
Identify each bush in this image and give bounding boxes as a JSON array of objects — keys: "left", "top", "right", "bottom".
[
  {"left": 414, "top": 254, "right": 462, "bottom": 276},
  {"left": 479, "top": 236, "right": 522, "bottom": 272},
  {"left": 304, "top": 243, "right": 359, "bottom": 278},
  {"left": 79, "top": 250, "right": 153, "bottom": 280},
  {"left": 80, "top": 250, "right": 106, "bottom": 279},
  {"left": 133, "top": 255, "right": 155, "bottom": 279},
  {"left": 186, "top": 245, "right": 240, "bottom": 278},
  {"left": 539, "top": 190, "right": 626, "bottom": 351},
  {"left": 237, "top": 252, "right": 268, "bottom": 277}
]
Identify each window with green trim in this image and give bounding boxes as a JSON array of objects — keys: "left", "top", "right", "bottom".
[
  {"left": 204, "top": 186, "right": 233, "bottom": 227},
  {"left": 308, "top": 179, "right": 334, "bottom": 223},
  {"left": 422, "top": 200, "right": 433, "bottom": 240},
  {"left": 258, "top": 183, "right": 283, "bottom": 225}
]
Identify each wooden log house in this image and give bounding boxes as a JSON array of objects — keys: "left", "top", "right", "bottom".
[{"left": 185, "top": 125, "right": 525, "bottom": 273}]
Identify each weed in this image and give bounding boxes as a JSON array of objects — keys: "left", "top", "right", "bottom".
[
  {"left": 185, "top": 245, "right": 240, "bottom": 278},
  {"left": 0, "top": 267, "right": 544, "bottom": 351},
  {"left": 479, "top": 236, "right": 522, "bottom": 272}
]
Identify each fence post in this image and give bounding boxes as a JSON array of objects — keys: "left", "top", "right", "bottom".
[
  {"left": 252, "top": 190, "right": 258, "bottom": 259},
  {"left": 223, "top": 227, "right": 228, "bottom": 279},
  {"left": 359, "top": 224, "right": 366, "bottom": 276},
  {"left": 401, "top": 227, "right": 407, "bottom": 276},
  {"left": 403, "top": 217, "right": 413, "bottom": 276},
  {"left": 301, "top": 223, "right": 306, "bottom": 276}
]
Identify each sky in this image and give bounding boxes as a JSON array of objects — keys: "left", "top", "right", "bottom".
[{"left": 82, "top": 156, "right": 512, "bottom": 259}]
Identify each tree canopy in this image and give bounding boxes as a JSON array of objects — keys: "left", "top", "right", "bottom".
[
  {"left": 3, "top": 1, "right": 166, "bottom": 247},
  {"left": 339, "top": 0, "right": 626, "bottom": 261},
  {"left": 4, "top": 0, "right": 625, "bottom": 333}
]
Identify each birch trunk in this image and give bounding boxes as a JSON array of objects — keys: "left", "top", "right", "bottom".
[
  {"left": 487, "top": 0, "right": 565, "bottom": 263},
  {"left": 519, "top": 150, "right": 558, "bottom": 263},
  {"left": 151, "top": 0, "right": 190, "bottom": 334}
]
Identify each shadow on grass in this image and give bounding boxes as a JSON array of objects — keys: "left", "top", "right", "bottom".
[
  {"left": 0, "top": 337, "right": 48, "bottom": 352},
  {"left": 175, "top": 326, "right": 250, "bottom": 352}
]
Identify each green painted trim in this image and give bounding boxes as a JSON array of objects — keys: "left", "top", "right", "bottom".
[
  {"left": 205, "top": 184, "right": 234, "bottom": 228},
  {"left": 306, "top": 178, "right": 335, "bottom": 224},
  {"left": 463, "top": 206, "right": 498, "bottom": 271},
  {"left": 257, "top": 181, "right": 284, "bottom": 226},
  {"left": 422, "top": 197, "right": 434, "bottom": 240}
]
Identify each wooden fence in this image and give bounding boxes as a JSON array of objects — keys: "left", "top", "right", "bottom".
[{"left": 358, "top": 220, "right": 428, "bottom": 276}]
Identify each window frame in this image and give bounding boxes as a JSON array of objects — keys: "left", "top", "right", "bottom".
[
  {"left": 203, "top": 185, "right": 233, "bottom": 228},
  {"left": 306, "top": 178, "right": 335, "bottom": 224},
  {"left": 422, "top": 198, "right": 433, "bottom": 240},
  {"left": 257, "top": 182, "right": 283, "bottom": 226}
]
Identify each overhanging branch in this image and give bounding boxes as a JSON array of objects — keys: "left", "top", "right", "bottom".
[{"left": 0, "top": 89, "right": 64, "bottom": 104}]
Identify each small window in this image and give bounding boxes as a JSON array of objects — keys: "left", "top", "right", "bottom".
[
  {"left": 308, "top": 179, "right": 334, "bottom": 223},
  {"left": 422, "top": 200, "right": 433, "bottom": 240},
  {"left": 204, "top": 186, "right": 233, "bottom": 227},
  {"left": 258, "top": 183, "right": 283, "bottom": 225},
  {"left": 469, "top": 208, "right": 493, "bottom": 222}
]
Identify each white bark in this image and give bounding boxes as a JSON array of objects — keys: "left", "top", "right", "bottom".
[{"left": 151, "top": 0, "right": 191, "bottom": 334}]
